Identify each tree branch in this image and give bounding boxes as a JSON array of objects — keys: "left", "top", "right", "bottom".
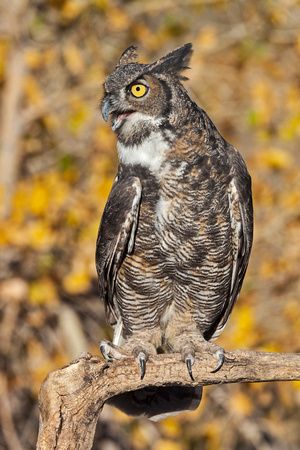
[{"left": 36, "top": 350, "right": 300, "bottom": 450}]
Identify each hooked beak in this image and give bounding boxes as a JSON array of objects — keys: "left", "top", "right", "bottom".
[
  {"left": 101, "top": 96, "right": 112, "bottom": 122},
  {"left": 101, "top": 95, "right": 135, "bottom": 131}
]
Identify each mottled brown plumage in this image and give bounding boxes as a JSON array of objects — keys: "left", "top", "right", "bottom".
[{"left": 96, "top": 43, "right": 253, "bottom": 419}]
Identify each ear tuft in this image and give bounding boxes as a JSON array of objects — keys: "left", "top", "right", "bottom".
[
  {"left": 148, "top": 43, "right": 193, "bottom": 79},
  {"left": 116, "top": 45, "right": 138, "bottom": 68}
]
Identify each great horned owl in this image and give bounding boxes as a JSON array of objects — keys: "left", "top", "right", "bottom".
[{"left": 96, "top": 43, "right": 253, "bottom": 420}]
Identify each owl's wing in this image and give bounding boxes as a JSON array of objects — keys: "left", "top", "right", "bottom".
[
  {"left": 211, "top": 147, "right": 253, "bottom": 339},
  {"left": 96, "top": 175, "right": 142, "bottom": 326}
]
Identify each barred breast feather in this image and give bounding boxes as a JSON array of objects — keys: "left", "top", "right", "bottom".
[{"left": 96, "top": 121, "right": 253, "bottom": 343}]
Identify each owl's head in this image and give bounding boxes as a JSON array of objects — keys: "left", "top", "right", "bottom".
[{"left": 101, "top": 43, "right": 193, "bottom": 145}]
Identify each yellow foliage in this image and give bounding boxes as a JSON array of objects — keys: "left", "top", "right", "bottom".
[
  {"left": 259, "top": 260, "right": 277, "bottom": 279},
  {"left": 259, "top": 148, "right": 292, "bottom": 170},
  {"left": 251, "top": 177, "right": 275, "bottom": 207},
  {"left": 228, "top": 390, "right": 254, "bottom": 417},
  {"left": 279, "top": 114, "right": 300, "bottom": 140},
  {"left": 24, "top": 47, "right": 58, "bottom": 69},
  {"left": 13, "top": 183, "right": 28, "bottom": 223},
  {"left": 63, "top": 266, "right": 91, "bottom": 294},
  {"left": 79, "top": 219, "right": 99, "bottom": 241},
  {"left": 61, "top": 0, "right": 86, "bottom": 20},
  {"left": 27, "top": 220, "right": 56, "bottom": 249},
  {"left": 92, "top": 176, "right": 115, "bottom": 204},
  {"left": 93, "top": 0, "right": 107, "bottom": 9},
  {"left": 46, "top": 172, "right": 70, "bottom": 209},
  {"left": 27, "top": 339, "right": 68, "bottom": 396},
  {"left": 159, "top": 417, "right": 181, "bottom": 438},
  {"left": 260, "top": 342, "right": 284, "bottom": 353},
  {"left": 230, "top": 304, "right": 256, "bottom": 347},
  {"left": 250, "top": 79, "right": 277, "bottom": 126},
  {"left": 131, "top": 24, "right": 154, "bottom": 48},
  {"left": 0, "top": 40, "right": 10, "bottom": 82},
  {"left": 269, "top": 5, "right": 287, "bottom": 25},
  {"left": 196, "top": 26, "right": 218, "bottom": 51},
  {"left": 43, "top": 113, "right": 61, "bottom": 130},
  {"left": 280, "top": 183, "right": 300, "bottom": 209},
  {"left": 285, "top": 84, "right": 300, "bottom": 111},
  {"left": 24, "top": 74, "right": 45, "bottom": 106},
  {"left": 14, "top": 172, "right": 69, "bottom": 222},
  {"left": 30, "top": 180, "right": 50, "bottom": 216},
  {"left": 152, "top": 439, "right": 183, "bottom": 450},
  {"left": 24, "top": 48, "right": 43, "bottom": 69},
  {"left": 111, "top": 407, "right": 132, "bottom": 424},
  {"left": 29, "top": 277, "right": 58, "bottom": 305},
  {"left": 284, "top": 299, "right": 300, "bottom": 333},
  {"left": 107, "top": 7, "right": 130, "bottom": 32},
  {"left": 260, "top": 257, "right": 292, "bottom": 282},
  {"left": 61, "top": 165, "right": 80, "bottom": 184},
  {"left": 63, "top": 43, "right": 86, "bottom": 75},
  {"left": 200, "top": 422, "right": 222, "bottom": 450},
  {"left": 296, "top": 34, "right": 300, "bottom": 54},
  {"left": 65, "top": 208, "right": 83, "bottom": 227},
  {"left": 68, "top": 96, "right": 91, "bottom": 134},
  {"left": 131, "top": 425, "right": 153, "bottom": 449},
  {"left": 0, "top": 221, "right": 24, "bottom": 246},
  {"left": 93, "top": 125, "right": 116, "bottom": 152}
]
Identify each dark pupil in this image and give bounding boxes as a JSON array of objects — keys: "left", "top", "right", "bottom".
[{"left": 136, "top": 86, "right": 140, "bottom": 91}]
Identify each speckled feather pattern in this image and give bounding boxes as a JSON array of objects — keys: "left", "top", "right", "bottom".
[{"left": 96, "top": 43, "right": 253, "bottom": 355}]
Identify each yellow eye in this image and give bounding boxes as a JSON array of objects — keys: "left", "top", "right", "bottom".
[{"left": 131, "top": 84, "right": 147, "bottom": 98}]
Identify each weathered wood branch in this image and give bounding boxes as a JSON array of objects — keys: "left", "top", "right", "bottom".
[{"left": 36, "top": 350, "right": 300, "bottom": 450}]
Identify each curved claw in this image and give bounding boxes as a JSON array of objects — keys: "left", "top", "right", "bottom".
[
  {"left": 100, "top": 344, "right": 112, "bottom": 361},
  {"left": 185, "top": 355, "right": 195, "bottom": 381},
  {"left": 211, "top": 350, "right": 225, "bottom": 373},
  {"left": 136, "top": 352, "right": 146, "bottom": 380}
]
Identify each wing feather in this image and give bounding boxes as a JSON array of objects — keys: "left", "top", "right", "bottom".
[
  {"left": 95, "top": 175, "right": 142, "bottom": 326},
  {"left": 211, "top": 146, "right": 253, "bottom": 339}
]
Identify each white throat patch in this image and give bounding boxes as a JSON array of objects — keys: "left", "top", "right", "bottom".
[{"left": 117, "top": 131, "right": 171, "bottom": 173}]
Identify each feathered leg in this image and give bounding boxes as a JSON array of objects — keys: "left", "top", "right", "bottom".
[{"left": 165, "top": 310, "right": 225, "bottom": 380}]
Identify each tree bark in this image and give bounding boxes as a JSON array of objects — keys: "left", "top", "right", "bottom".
[{"left": 36, "top": 350, "right": 300, "bottom": 450}]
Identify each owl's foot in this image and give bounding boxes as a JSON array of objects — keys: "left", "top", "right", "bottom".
[
  {"left": 100, "top": 339, "right": 157, "bottom": 380},
  {"left": 185, "top": 347, "right": 224, "bottom": 380},
  {"left": 173, "top": 334, "right": 225, "bottom": 381},
  {"left": 100, "top": 339, "right": 125, "bottom": 361}
]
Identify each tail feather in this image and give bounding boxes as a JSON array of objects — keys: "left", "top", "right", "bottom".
[{"left": 106, "top": 386, "right": 202, "bottom": 421}]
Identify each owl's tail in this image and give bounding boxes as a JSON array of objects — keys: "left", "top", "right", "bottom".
[{"left": 106, "top": 386, "right": 202, "bottom": 421}]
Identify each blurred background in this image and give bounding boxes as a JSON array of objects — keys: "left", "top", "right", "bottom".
[{"left": 0, "top": 0, "right": 299, "bottom": 449}]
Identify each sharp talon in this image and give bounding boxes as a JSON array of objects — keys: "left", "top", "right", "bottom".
[
  {"left": 211, "top": 350, "right": 225, "bottom": 373},
  {"left": 140, "top": 358, "right": 146, "bottom": 380},
  {"left": 100, "top": 344, "right": 112, "bottom": 361},
  {"left": 100, "top": 344, "right": 108, "bottom": 359},
  {"left": 186, "top": 357, "right": 195, "bottom": 381},
  {"left": 136, "top": 352, "right": 146, "bottom": 380}
]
